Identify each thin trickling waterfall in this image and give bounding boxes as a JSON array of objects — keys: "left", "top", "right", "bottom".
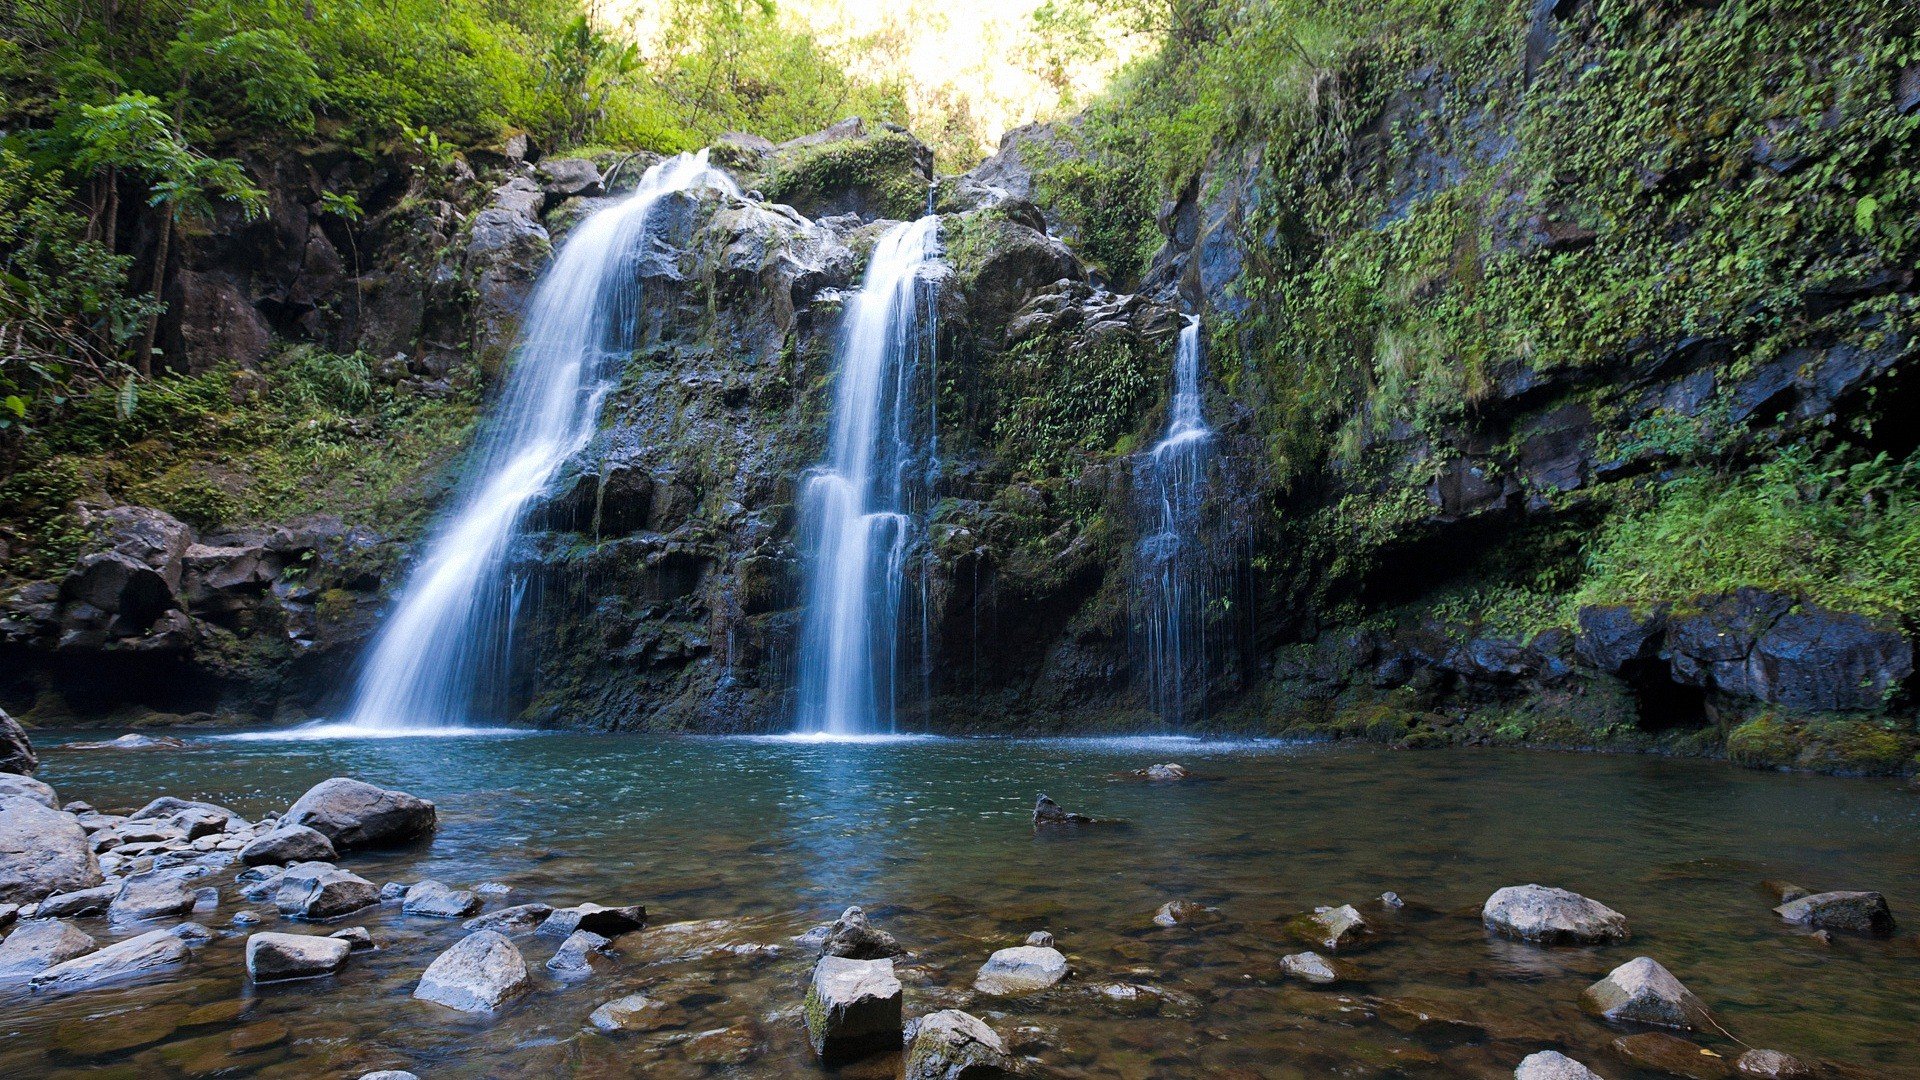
[
  {"left": 343, "top": 152, "right": 738, "bottom": 730},
  {"left": 794, "top": 216, "right": 943, "bottom": 736},
  {"left": 1137, "top": 316, "right": 1215, "bottom": 726}
]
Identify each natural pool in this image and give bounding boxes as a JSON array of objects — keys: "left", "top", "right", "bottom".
[{"left": 6, "top": 732, "right": 1918, "bottom": 1078}]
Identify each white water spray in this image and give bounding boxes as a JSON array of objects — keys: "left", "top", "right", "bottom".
[
  {"left": 342, "top": 152, "right": 737, "bottom": 730},
  {"left": 1138, "top": 316, "right": 1215, "bottom": 726},
  {"left": 794, "top": 216, "right": 943, "bottom": 736}
]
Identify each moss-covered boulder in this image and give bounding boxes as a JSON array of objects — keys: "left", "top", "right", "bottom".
[{"left": 758, "top": 118, "right": 934, "bottom": 222}]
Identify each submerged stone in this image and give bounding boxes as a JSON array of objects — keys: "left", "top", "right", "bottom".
[
  {"left": 1735, "top": 1049, "right": 1816, "bottom": 1078},
  {"left": 1483, "top": 884, "right": 1629, "bottom": 945},
  {"left": 804, "top": 954, "right": 903, "bottom": 1061},
  {"left": 1514, "top": 1050, "right": 1604, "bottom": 1080},
  {"left": 1612, "top": 1032, "right": 1733, "bottom": 1079},
  {"left": 1153, "top": 899, "right": 1218, "bottom": 927}
]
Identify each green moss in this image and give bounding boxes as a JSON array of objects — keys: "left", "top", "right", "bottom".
[
  {"left": 1730, "top": 713, "right": 1919, "bottom": 776},
  {"left": 991, "top": 330, "right": 1159, "bottom": 480},
  {"left": 760, "top": 131, "right": 928, "bottom": 221}
]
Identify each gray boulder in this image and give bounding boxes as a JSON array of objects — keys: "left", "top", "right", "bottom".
[
  {"left": 403, "top": 879, "right": 480, "bottom": 919},
  {"left": 37, "top": 883, "right": 118, "bottom": 918},
  {"left": 129, "top": 796, "right": 235, "bottom": 824},
  {"left": 1278, "top": 951, "right": 1350, "bottom": 985},
  {"left": 463, "top": 902, "right": 553, "bottom": 934},
  {"left": 588, "top": 991, "right": 674, "bottom": 1033},
  {"left": 538, "top": 902, "right": 645, "bottom": 938},
  {"left": 246, "top": 931, "right": 352, "bottom": 981},
  {"left": 109, "top": 871, "right": 199, "bottom": 923},
  {"left": 904, "top": 1009, "right": 1014, "bottom": 1080},
  {"left": 804, "top": 954, "right": 903, "bottom": 1061},
  {"left": 413, "top": 930, "right": 531, "bottom": 1013},
  {"left": 0, "top": 796, "right": 102, "bottom": 904},
  {"left": 274, "top": 862, "right": 380, "bottom": 921},
  {"left": 31, "top": 927, "right": 189, "bottom": 991},
  {"left": 1580, "top": 956, "right": 1713, "bottom": 1030},
  {"left": 820, "top": 904, "right": 903, "bottom": 959},
  {"left": 240, "top": 824, "right": 337, "bottom": 866},
  {"left": 1483, "top": 884, "right": 1630, "bottom": 944},
  {"left": 1735, "top": 1049, "right": 1815, "bottom": 1078},
  {"left": 0, "top": 775, "right": 57, "bottom": 808},
  {"left": 284, "top": 778, "right": 436, "bottom": 850},
  {"left": 330, "top": 925, "right": 374, "bottom": 951},
  {"left": 974, "top": 944, "right": 1069, "bottom": 995},
  {"left": 0, "top": 919, "right": 95, "bottom": 982},
  {"left": 535, "top": 157, "right": 604, "bottom": 199},
  {"left": 1515, "top": 1050, "right": 1605, "bottom": 1080},
  {"left": 1287, "top": 904, "right": 1370, "bottom": 951},
  {"left": 545, "top": 929, "right": 610, "bottom": 978},
  {"left": 0, "top": 709, "right": 37, "bottom": 775},
  {"left": 1773, "top": 890, "right": 1895, "bottom": 936}
]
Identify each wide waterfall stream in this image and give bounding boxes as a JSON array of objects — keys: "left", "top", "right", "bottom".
[
  {"left": 793, "top": 216, "right": 943, "bottom": 737},
  {"left": 11, "top": 734, "right": 1919, "bottom": 1078},
  {"left": 340, "top": 152, "right": 738, "bottom": 732}
]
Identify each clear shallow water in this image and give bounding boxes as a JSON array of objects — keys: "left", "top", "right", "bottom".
[{"left": 9, "top": 734, "right": 1920, "bottom": 1078}]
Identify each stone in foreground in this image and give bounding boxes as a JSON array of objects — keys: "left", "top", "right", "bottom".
[
  {"left": 546, "top": 929, "right": 610, "bottom": 977},
  {"left": 974, "top": 944, "right": 1069, "bottom": 995},
  {"left": 246, "top": 931, "right": 352, "bottom": 982},
  {"left": 1735, "top": 1049, "right": 1815, "bottom": 1078},
  {"left": 1278, "top": 951, "right": 1349, "bottom": 985},
  {"left": 1483, "top": 884, "right": 1629, "bottom": 945},
  {"left": 1287, "top": 904, "right": 1370, "bottom": 951},
  {"left": 414, "top": 930, "right": 531, "bottom": 1013},
  {"left": 821, "top": 904, "right": 903, "bottom": 958},
  {"left": 274, "top": 862, "right": 380, "bottom": 921},
  {"left": 31, "top": 928, "right": 189, "bottom": 992},
  {"left": 0, "top": 796, "right": 103, "bottom": 905},
  {"left": 284, "top": 778, "right": 436, "bottom": 850},
  {"left": 905, "top": 1009, "right": 1014, "bottom": 1080},
  {"left": 402, "top": 879, "right": 481, "bottom": 919},
  {"left": 0, "top": 919, "right": 95, "bottom": 982},
  {"left": 1514, "top": 1050, "right": 1604, "bottom": 1080},
  {"left": 240, "top": 824, "right": 337, "bottom": 867},
  {"left": 1612, "top": 1032, "right": 1733, "bottom": 1079},
  {"left": 1772, "top": 890, "right": 1895, "bottom": 937},
  {"left": 1580, "top": 956, "right": 1713, "bottom": 1031},
  {"left": 804, "top": 955, "right": 903, "bottom": 1061},
  {"left": 589, "top": 991, "right": 675, "bottom": 1033}
]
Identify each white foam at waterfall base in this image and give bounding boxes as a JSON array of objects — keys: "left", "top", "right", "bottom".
[
  {"left": 340, "top": 151, "right": 738, "bottom": 732},
  {"left": 217, "top": 722, "right": 542, "bottom": 742},
  {"left": 793, "top": 215, "right": 943, "bottom": 736}
]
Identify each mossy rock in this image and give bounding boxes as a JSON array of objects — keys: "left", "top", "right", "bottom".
[
  {"left": 1729, "top": 714, "right": 1920, "bottom": 776},
  {"left": 759, "top": 127, "right": 932, "bottom": 222}
]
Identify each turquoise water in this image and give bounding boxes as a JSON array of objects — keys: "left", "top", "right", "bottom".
[{"left": 6, "top": 733, "right": 1917, "bottom": 1077}]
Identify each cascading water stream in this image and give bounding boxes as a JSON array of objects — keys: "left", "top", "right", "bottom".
[
  {"left": 1138, "top": 315, "right": 1215, "bottom": 727},
  {"left": 341, "top": 151, "right": 738, "bottom": 731},
  {"left": 794, "top": 216, "right": 943, "bottom": 736}
]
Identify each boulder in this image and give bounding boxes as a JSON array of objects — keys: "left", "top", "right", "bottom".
[
  {"left": 129, "top": 796, "right": 235, "bottom": 824},
  {"left": 240, "top": 824, "right": 337, "bottom": 866},
  {"left": 31, "top": 928, "right": 189, "bottom": 992},
  {"left": 61, "top": 550, "right": 176, "bottom": 632},
  {"left": 109, "top": 871, "right": 199, "bottom": 923},
  {"left": 402, "top": 879, "right": 480, "bottom": 919},
  {"left": 537, "top": 902, "right": 645, "bottom": 938},
  {"left": 545, "top": 929, "right": 610, "bottom": 978},
  {"left": 284, "top": 778, "right": 436, "bottom": 850},
  {"left": 1611, "top": 1033, "right": 1733, "bottom": 1079},
  {"left": 588, "top": 991, "right": 675, "bottom": 1033},
  {"left": 0, "top": 709, "right": 37, "bottom": 775},
  {"left": 463, "top": 902, "right": 554, "bottom": 934},
  {"left": 1580, "top": 956, "right": 1713, "bottom": 1031},
  {"left": 1286, "top": 904, "right": 1371, "bottom": 951},
  {"left": 1024, "top": 931, "right": 1053, "bottom": 947},
  {"left": 170, "top": 921, "right": 213, "bottom": 944},
  {"left": 804, "top": 954, "right": 903, "bottom": 1061},
  {"left": 165, "top": 807, "right": 230, "bottom": 840},
  {"left": 904, "top": 1009, "right": 1014, "bottom": 1080},
  {"left": 1735, "top": 1049, "right": 1815, "bottom": 1078},
  {"left": 1278, "top": 951, "right": 1350, "bottom": 985},
  {"left": 1748, "top": 606, "right": 1912, "bottom": 710},
  {"left": 330, "top": 925, "right": 374, "bottom": 951},
  {"left": 1153, "top": 899, "right": 1218, "bottom": 927},
  {"left": 1033, "top": 793, "right": 1092, "bottom": 825},
  {"left": 820, "top": 905, "right": 903, "bottom": 959},
  {"left": 1575, "top": 604, "right": 1668, "bottom": 673},
  {"left": 535, "top": 157, "right": 604, "bottom": 199},
  {"left": 246, "top": 931, "right": 352, "bottom": 981},
  {"left": 37, "top": 884, "right": 117, "bottom": 918},
  {"left": 0, "top": 796, "right": 103, "bottom": 904},
  {"left": 1515, "top": 1050, "right": 1605, "bottom": 1080},
  {"left": 273, "top": 862, "right": 380, "bottom": 920},
  {"left": 0, "top": 919, "right": 96, "bottom": 982},
  {"left": 1773, "top": 890, "right": 1894, "bottom": 936},
  {"left": 1483, "top": 884, "right": 1630, "bottom": 944},
  {"left": 0, "top": 775, "right": 57, "bottom": 808},
  {"left": 413, "top": 930, "right": 532, "bottom": 1013},
  {"left": 973, "top": 944, "right": 1069, "bottom": 995}
]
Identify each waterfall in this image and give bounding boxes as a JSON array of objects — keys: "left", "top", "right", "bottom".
[
  {"left": 342, "top": 151, "right": 738, "bottom": 731},
  {"left": 794, "top": 216, "right": 943, "bottom": 736},
  {"left": 1137, "top": 316, "right": 1215, "bottom": 727}
]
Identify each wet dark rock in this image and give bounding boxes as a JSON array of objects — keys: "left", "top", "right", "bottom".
[
  {"left": 109, "top": 870, "right": 200, "bottom": 923},
  {"left": 0, "top": 774, "right": 57, "bottom": 808},
  {"left": 1611, "top": 1032, "right": 1734, "bottom": 1079},
  {"left": 31, "top": 927, "right": 189, "bottom": 991},
  {"left": 589, "top": 991, "right": 680, "bottom": 1033},
  {"left": 1664, "top": 591, "right": 1912, "bottom": 710},
  {"left": 1515, "top": 1050, "right": 1604, "bottom": 1079},
  {"left": 330, "top": 925, "right": 374, "bottom": 950},
  {"left": 0, "top": 904, "right": 14, "bottom": 929},
  {"left": 821, "top": 904, "right": 904, "bottom": 959},
  {"left": 1580, "top": 956, "right": 1714, "bottom": 1031},
  {"left": 1379, "top": 892, "right": 1405, "bottom": 909},
  {"left": 0, "top": 918, "right": 95, "bottom": 982},
  {"left": 240, "top": 824, "right": 338, "bottom": 866},
  {"left": 38, "top": 884, "right": 118, "bottom": 918},
  {"left": 463, "top": 902, "right": 554, "bottom": 934},
  {"left": 1153, "top": 899, "right": 1219, "bottom": 927},
  {"left": 414, "top": 930, "right": 532, "bottom": 1013},
  {"left": 1483, "top": 884, "right": 1629, "bottom": 944},
  {"left": 402, "top": 879, "right": 481, "bottom": 919},
  {"left": 246, "top": 930, "right": 352, "bottom": 981},
  {"left": 904, "top": 1009, "right": 1015, "bottom": 1080},
  {"left": 804, "top": 954, "right": 904, "bottom": 1061},
  {"left": 284, "top": 778, "right": 436, "bottom": 850},
  {"left": 1033, "top": 793, "right": 1094, "bottom": 826},
  {"left": 1286, "top": 904, "right": 1371, "bottom": 951},
  {"left": 535, "top": 157, "right": 604, "bottom": 201},
  {"left": 0, "top": 710, "right": 37, "bottom": 775},
  {"left": 273, "top": 862, "right": 381, "bottom": 921},
  {"left": 1734, "top": 1049, "right": 1815, "bottom": 1078},
  {"left": 546, "top": 929, "right": 611, "bottom": 977},
  {"left": 0, "top": 797, "right": 103, "bottom": 904},
  {"left": 538, "top": 902, "right": 646, "bottom": 938},
  {"left": 1576, "top": 605, "right": 1669, "bottom": 673},
  {"left": 1773, "top": 891, "right": 1894, "bottom": 937},
  {"left": 974, "top": 943, "right": 1070, "bottom": 995},
  {"left": 1278, "top": 951, "right": 1352, "bottom": 985}
]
